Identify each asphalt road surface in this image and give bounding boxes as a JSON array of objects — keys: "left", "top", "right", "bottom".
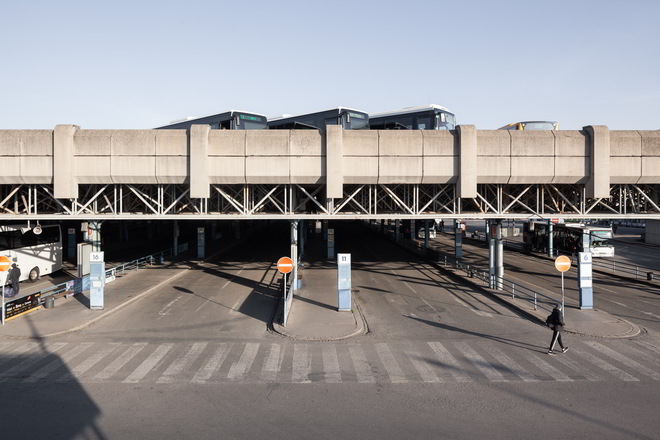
[{"left": 1, "top": 222, "right": 658, "bottom": 440}]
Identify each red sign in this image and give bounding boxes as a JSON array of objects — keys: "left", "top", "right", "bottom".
[
  {"left": 554, "top": 255, "right": 571, "bottom": 273},
  {"left": 0, "top": 256, "right": 10, "bottom": 272},
  {"left": 277, "top": 257, "right": 293, "bottom": 274}
]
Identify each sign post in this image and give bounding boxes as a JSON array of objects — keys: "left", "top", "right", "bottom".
[
  {"left": 577, "top": 252, "right": 593, "bottom": 309},
  {"left": 89, "top": 251, "right": 105, "bottom": 310},
  {"left": 277, "top": 257, "right": 294, "bottom": 326},
  {"left": 337, "top": 253, "right": 352, "bottom": 312},
  {"left": 0, "top": 255, "right": 10, "bottom": 325},
  {"left": 554, "top": 255, "right": 571, "bottom": 312}
]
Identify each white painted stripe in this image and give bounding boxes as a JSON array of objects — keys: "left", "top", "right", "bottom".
[
  {"left": 58, "top": 344, "right": 120, "bottom": 382},
  {"left": 260, "top": 344, "right": 284, "bottom": 382},
  {"left": 24, "top": 343, "right": 93, "bottom": 383},
  {"left": 0, "top": 342, "right": 15, "bottom": 352},
  {"left": 375, "top": 343, "right": 407, "bottom": 383},
  {"left": 123, "top": 344, "right": 173, "bottom": 383},
  {"left": 479, "top": 343, "right": 538, "bottom": 382},
  {"left": 157, "top": 295, "right": 183, "bottom": 320},
  {"left": 157, "top": 342, "right": 207, "bottom": 384},
  {"left": 227, "top": 343, "right": 259, "bottom": 380},
  {"left": 526, "top": 354, "right": 573, "bottom": 382},
  {"left": 405, "top": 349, "right": 441, "bottom": 383},
  {"left": 454, "top": 342, "right": 507, "bottom": 382},
  {"left": 573, "top": 348, "right": 639, "bottom": 382},
  {"left": 472, "top": 310, "right": 493, "bottom": 318},
  {"left": 0, "top": 342, "right": 38, "bottom": 368},
  {"left": 584, "top": 341, "right": 660, "bottom": 381},
  {"left": 614, "top": 341, "right": 660, "bottom": 368},
  {"left": 552, "top": 354, "right": 602, "bottom": 382},
  {"left": 191, "top": 343, "right": 230, "bottom": 383},
  {"left": 93, "top": 343, "right": 147, "bottom": 381},
  {"left": 0, "top": 343, "right": 67, "bottom": 382},
  {"left": 349, "top": 345, "right": 375, "bottom": 383},
  {"left": 403, "top": 281, "right": 417, "bottom": 294},
  {"left": 292, "top": 344, "right": 311, "bottom": 383},
  {"left": 228, "top": 295, "right": 246, "bottom": 316},
  {"left": 427, "top": 342, "right": 472, "bottom": 382},
  {"left": 322, "top": 345, "right": 341, "bottom": 383},
  {"left": 634, "top": 339, "right": 660, "bottom": 354}
]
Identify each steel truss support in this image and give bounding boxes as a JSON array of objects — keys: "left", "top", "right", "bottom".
[{"left": 0, "top": 183, "right": 659, "bottom": 219}]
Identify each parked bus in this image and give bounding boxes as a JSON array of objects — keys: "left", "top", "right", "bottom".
[
  {"left": 267, "top": 107, "right": 369, "bottom": 133},
  {"left": 156, "top": 110, "right": 267, "bottom": 130},
  {"left": 0, "top": 224, "right": 63, "bottom": 282},
  {"left": 523, "top": 221, "right": 614, "bottom": 257},
  {"left": 369, "top": 105, "right": 456, "bottom": 130},
  {"left": 499, "top": 121, "right": 559, "bottom": 130}
]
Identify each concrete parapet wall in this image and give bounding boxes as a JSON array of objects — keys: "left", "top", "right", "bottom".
[{"left": 1, "top": 126, "right": 660, "bottom": 200}]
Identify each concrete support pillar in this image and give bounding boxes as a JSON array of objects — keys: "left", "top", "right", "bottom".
[
  {"left": 190, "top": 124, "right": 210, "bottom": 199},
  {"left": 173, "top": 220, "right": 179, "bottom": 257},
  {"left": 326, "top": 125, "right": 343, "bottom": 199},
  {"left": 547, "top": 221, "right": 554, "bottom": 257},
  {"left": 291, "top": 221, "right": 299, "bottom": 291},
  {"left": 410, "top": 220, "right": 416, "bottom": 240},
  {"left": 454, "top": 220, "right": 463, "bottom": 259},
  {"left": 487, "top": 220, "right": 495, "bottom": 289},
  {"left": 424, "top": 219, "right": 429, "bottom": 249},
  {"left": 495, "top": 220, "right": 504, "bottom": 290},
  {"left": 583, "top": 125, "right": 610, "bottom": 199},
  {"left": 380, "top": 219, "right": 384, "bottom": 234},
  {"left": 89, "top": 221, "right": 102, "bottom": 252},
  {"left": 68, "top": 226, "right": 77, "bottom": 262},
  {"left": 53, "top": 125, "right": 79, "bottom": 199},
  {"left": 457, "top": 125, "right": 477, "bottom": 199},
  {"left": 395, "top": 219, "right": 401, "bottom": 241},
  {"left": 197, "top": 226, "right": 205, "bottom": 259}
]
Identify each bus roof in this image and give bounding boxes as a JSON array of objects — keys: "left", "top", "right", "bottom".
[
  {"left": 370, "top": 104, "right": 453, "bottom": 118},
  {"left": 498, "top": 121, "right": 559, "bottom": 130},
  {"left": 157, "top": 110, "right": 267, "bottom": 128},
  {"left": 268, "top": 107, "right": 368, "bottom": 123}
]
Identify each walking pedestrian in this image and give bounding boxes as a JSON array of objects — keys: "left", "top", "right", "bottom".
[
  {"left": 9, "top": 263, "right": 21, "bottom": 296},
  {"left": 545, "top": 304, "right": 569, "bottom": 355}
]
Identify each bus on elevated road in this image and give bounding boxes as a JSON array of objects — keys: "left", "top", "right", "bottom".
[
  {"left": 156, "top": 110, "right": 267, "bottom": 130},
  {"left": 267, "top": 107, "right": 369, "bottom": 133},
  {"left": 369, "top": 105, "right": 456, "bottom": 130},
  {"left": 523, "top": 221, "right": 614, "bottom": 257}
]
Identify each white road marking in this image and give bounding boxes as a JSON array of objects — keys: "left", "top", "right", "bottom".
[
  {"left": 0, "top": 342, "right": 15, "bottom": 352},
  {"left": 261, "top": 344, "right": 284, "bottom": 382},
  {"left": 405, "top": 348, "right": 441, "bottom": 383},
  {"left": 403, "top": 281, "right": 417, "bottom": 294},
  {"left": 157, "top": 295, "right": 183, "bottom": 320},
  {"left": 427, "top": 342, "right": 472, "bottom": 382},
  {"left": 0, "top": 343, "right": 67, "bottom": 382},
  {"left": 157, "top": 342, "right": 208, "bottom": 384},
  {"left": 552, "top": 354, "right": 602, "bottom": 382},
  {"left": 193, "top": 299, "right": 210, "bottom": 313},
  {"left": 123, "top": 344, "right": 173, "bottom": 383},
  {"left": 526, "top": 354, "right": 573, "bottom": 382},
  {"left": 0, "top": 342, "right": 38, "bottom": 368},
  {"left": 191, "top": 343, "right": 230, "bottom": 383},
  {"left": 292, "top": 344, "right": 312, "bottom": 383},
  {"left": 322, "top": 345, "right": 341, "bottom": 383},
  {"left": 634, "top": 339, "right": 660, "bottom": 354},
  {"left": 94, "top": 343, "right": 147, "bottom": 381},
  {"left": 24, "top": 343, "right": 93, "bottom": 383},
  {"left": 478, "top": 342, "right": 538, "bottom": 382},
  {"left": 227, "top": 343, "right": 259, "bottom": 380},
  {"left": 349, "top": 345, "right": 375, "bottom": 383},
  {"left": 472, "top": 310, "right": 493, "bottom": 317},
  {"left": 572, "top": 348, "right": 638, "bottom": 382},
  {"left": 584, "top": 341, "right": 660, "bottom": 381},
  {"left": 454, "top": 342, "right": 507, "bottom": 382},
  {"left": 58, "top": 343, "right": 120, "bottom": 382},
  {"left": 375, "top": 343, "right": 408, "bottom": 383}
]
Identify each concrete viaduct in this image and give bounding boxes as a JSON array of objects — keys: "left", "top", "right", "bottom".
[{"left": 0, "top": 125, "right": 659, "bottom": 221}]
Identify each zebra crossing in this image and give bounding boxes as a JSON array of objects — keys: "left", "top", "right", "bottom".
[{"left": 0, "top": 338, "right": 658, "bottom": 385}]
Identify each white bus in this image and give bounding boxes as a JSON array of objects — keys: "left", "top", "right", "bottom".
[
  {"left": 0, "top": 224, "right": 63, "bottom": 282},
  {"left": 523, "top": 222, "right": 614, "bottom": 257}
]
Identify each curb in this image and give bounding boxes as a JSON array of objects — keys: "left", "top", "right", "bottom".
[
  {"left": 269, "top": 292, "right": 369, "bottom": 342},
  {"left": 1, "top": 239, "right": 245, "bottom": 340}
]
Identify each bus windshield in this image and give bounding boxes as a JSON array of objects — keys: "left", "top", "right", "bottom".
[
  {"left": 436, "top": 112, "right": 456, "bottom": 130},
  {"left": 236, "top": 114, "right": 267, "bottom": 130},
  {"left": 590, "top": 230, "right": 613, "bottom": 248},
  {"left": 343, "top": 112, "right": 369, "bottom": 130}
]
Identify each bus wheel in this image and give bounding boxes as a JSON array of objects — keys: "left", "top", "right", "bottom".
[{"left": 29, "top": 267, "right": 40, "bottom": 282}]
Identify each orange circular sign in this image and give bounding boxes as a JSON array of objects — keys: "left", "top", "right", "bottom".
[
  {"left": 0, "top": 256, "right": 10, "bottom": 272},
  {"left": 277, "top": 257, "right": 293, "bottom": 274},
  {"left": 554, "top": 255, "right": 571, "bottom": 273}
]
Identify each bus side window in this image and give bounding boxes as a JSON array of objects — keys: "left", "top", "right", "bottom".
[{"left": 416, "top": 115, "right": 432, "bottom": 130}]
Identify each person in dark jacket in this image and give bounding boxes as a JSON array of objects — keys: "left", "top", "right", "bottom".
[
  {"left": 546, "top": 304, "right": 568, "bottom": 355},
  {"left": 9, "top": 263, "right": 21, "bottom": 296}
]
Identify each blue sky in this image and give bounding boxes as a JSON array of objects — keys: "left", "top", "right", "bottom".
[{"left": 1, "top": 0, "right": 658, "bottom": 130}]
